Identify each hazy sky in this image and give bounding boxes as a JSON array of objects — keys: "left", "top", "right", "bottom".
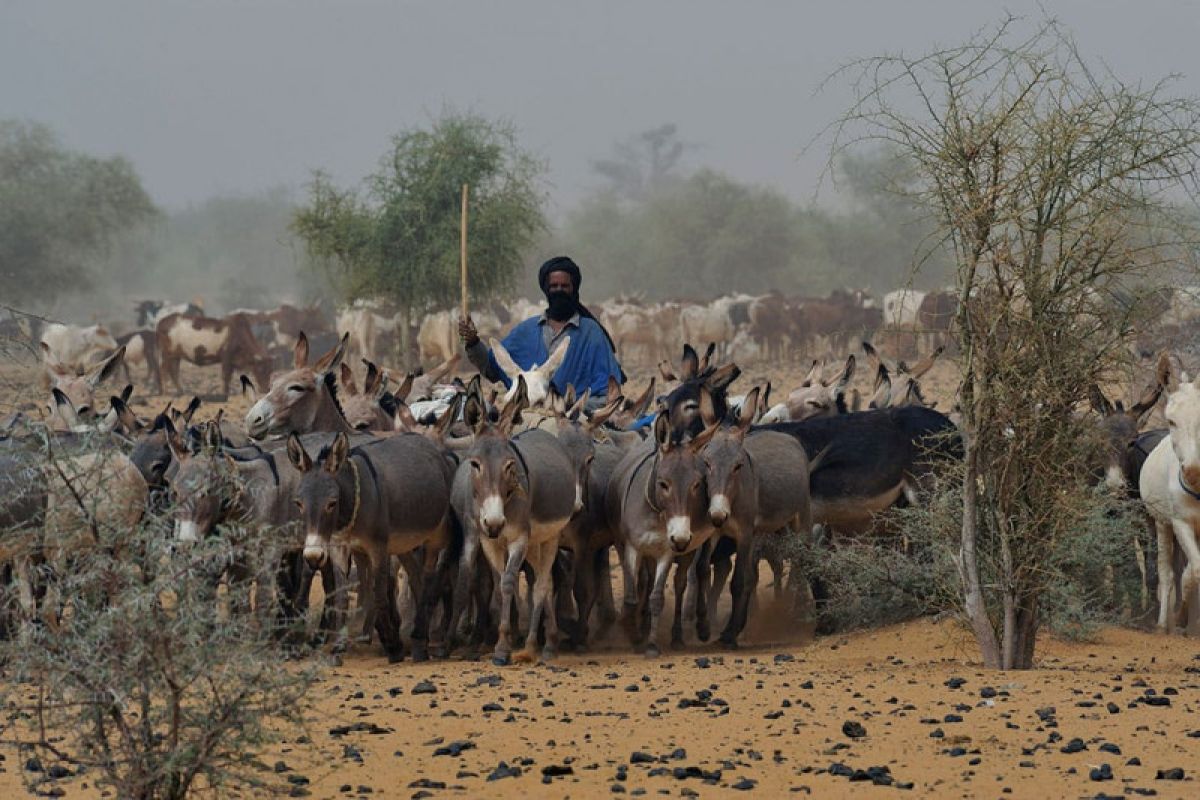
[{"left": 4, "top": 1, "right": 1199, "bottom": 216}]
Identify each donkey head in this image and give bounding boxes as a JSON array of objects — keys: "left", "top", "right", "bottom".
[
  {"left": 1163, "top": 354, "right": 1200, "bottom": 491},
  {"left": 605, "top": 375, "right": 656, "bottom": 430},
  {"left": 170, "top": 421, "right": 238, "bottom": 543},
  {"left": 864, "top": 341, "right": 940, "bottom": 410},
  {"left": 786, "top": 355, "right": 855, "bottom": 420},
  {"left": 462, "top": 377, "right": 530, "bottom": 539},
  {"left": 246, "top": 331, "right": 348, "bottom": 439},
  {"left": 663, "top": 343, "right": 741, "bottom": 440},
  {"left": 490, "top": 336, "right": 570, "bottom": 408},
  {"left": 42, "top": 344, "right": 126, "bottom": 430},
  {"left": 699, "top": 386, "right": 758, "bottom": 528},
  {"left": 551, "top": 385, "right": 623, "bottom": 514},
  {"left": 650, "top": 412, "right": 717, "bottom": 552},
  {"left": 1090, "top": 363, "right": 1164, "bottom": 491},
  {"left": 287, "top": 431, "right": 352, "bottom": 568},
  {"left": 338, "top": 359, "right": 391, "bottom": 431}
]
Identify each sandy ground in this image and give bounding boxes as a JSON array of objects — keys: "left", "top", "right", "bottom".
[{"left": 2, "top": 340, "right": 1193, "bottom": 798}]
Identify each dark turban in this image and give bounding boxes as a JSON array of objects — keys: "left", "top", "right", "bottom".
[
  {"left": 538, "top": 256, "right": 582, "bottom": 294},
  {"left": 536, "top": 255, "right": 625, "bottom": 383}
]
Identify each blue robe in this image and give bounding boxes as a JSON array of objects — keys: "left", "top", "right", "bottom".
[{"left": 487, "top": 316, "right": 624, "bottom": 397}]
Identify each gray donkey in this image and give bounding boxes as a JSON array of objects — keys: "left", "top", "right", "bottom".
[
  {"left": 606, "top": 413, "right": 720, "bottom": 656},
  {"left": 287, "top": 430, "right": 454, "bottom": 662},
  {"left": 698, "top": 386, "right": 815, "bottom": 647},
  {"left": 453, "top": 377, "right": 577, "bottom": 665}
]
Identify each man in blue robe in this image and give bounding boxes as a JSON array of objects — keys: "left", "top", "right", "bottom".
[{"left": 459, "top": 256, "right": 625, "bottom": 407}]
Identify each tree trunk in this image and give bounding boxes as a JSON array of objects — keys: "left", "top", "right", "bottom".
[
  {"left": 398, "top": 306, "right": 413, "bottom": 371},
  {"left": 1013, "top": 600, "right": 1039, "bottom": 669},
  {"left": 959, "top": 428, "right": 1002, "bottom": 668}
]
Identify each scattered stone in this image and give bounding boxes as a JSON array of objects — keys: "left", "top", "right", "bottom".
[
  {"left": 330, "top": 722, "right": 393, "bottom": 737},
  {"left": 1156, "top": 768, "right": 1184, "bottom": 780},
  {"left": 842, "top": 721, "right": 867, "bottom": 739},
  {"left": 980, "top": 687, "right": 997, "bottom": 699},
  {"left": 487, "top": 762, "right": 522, "bottom": 781},
  {"left": 1090, "top": 764, "right": 1113, "bottom": 781},
  {"left": 542, "top": 764, "right": 575, "bottom": 777},
  {"left": 1061, "top": 738, "right": 1087, "bottom": 754},
  {"left": 732, "top": 778, "right": 757, "bottom": 790},
  {"left": 411, "top": 681, "right": 437, "bottom": 695},
  {"left": 433, "top": 740, "right": 476, "bottom": 757}
]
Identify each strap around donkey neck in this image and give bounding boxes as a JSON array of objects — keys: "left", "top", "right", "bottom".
[{"left": 338, "top": 457, "right": 362, "bottom": 536}]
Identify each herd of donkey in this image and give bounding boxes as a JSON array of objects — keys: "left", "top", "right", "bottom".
[{"left": 5, "top": 284, "right": 1200, "bottom": 666}]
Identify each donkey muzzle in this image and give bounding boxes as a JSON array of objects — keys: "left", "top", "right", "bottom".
[
  {"left": 175, "top": 519, "right": 199, "bottom": 544},
  {"left": 709, "top": 494, "right": 731, "bottom": 527},
  {"left": 480, "top": 495, "right": 506, "bottom": 539},
  {"left": 303, "top": 534, "right": 327, "bottom": 568},
  {"left": 667, "top": 515, "right": 692, "bottom": 552}
]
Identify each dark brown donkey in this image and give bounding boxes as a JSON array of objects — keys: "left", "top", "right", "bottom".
[{"left": 287, "top": 431, "right": 454, "bottom": 663}]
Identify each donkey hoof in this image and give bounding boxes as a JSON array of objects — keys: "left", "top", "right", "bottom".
[
  {"left": 718, "top": 636, "right": 739, "bottom": 650},
  {"left": 430, "top": 643, "right": 449, "bottom": 659},
  {"left": 644, "top": 643, "right": 661, "bottom": 658},
  {"left": 410, "top": 644, "right": 429, "bottom": 663},
  {"left": 492, "top": 653, "right": 511, "bottom": 667},
  {"left": 670, "top": 636, "right": 686, "bottom": 651},
  {"left": 386, "top": 651, "right": 405, "bottom": 664},
  {"left": 540, "top": 646, "right": 557, "bottom": 662},
  {"left": 697, "top": 623, "right": 711, "bottom": 642}
]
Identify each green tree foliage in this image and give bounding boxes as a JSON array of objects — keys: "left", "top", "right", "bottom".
[
  {"left": 558, "top": 124, "right": 945, "bottom": 301},
  {"left": 292, "top": 112, "right": 547, "bottom": 320},
  {"left": 0, "top": 120, "right": 157, "bottom": 307}
]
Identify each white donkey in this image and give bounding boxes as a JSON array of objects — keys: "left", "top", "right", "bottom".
[
  {"left": 489, "top": 337, "right": 570, "bottom": 407},
  {"left": 1139, "top": 354, "right": 1200, "bottom": 632}
]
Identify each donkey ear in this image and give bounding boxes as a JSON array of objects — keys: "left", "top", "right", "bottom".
[
  {"left": 203, "top": 420, "right": 222, "bottom": 454},
  {"left": 433, "top": 394, "right": 461, "bottom": 440},
  {"left": 873, "top": 362, "right": 890, "bottom": 393},
  {"left": 653, "top": 412, "right": 671, "bottom": 451},
  {"left": 362, "top": 360, "right": 382, "bottom": 396},
  {"left": 547, "top": 383, "right": 565, "bottom": 416},
  {"left": 563, "top": 383, "right": 577, "bottom": 411},
  {"left": 861, "top": 340, "right": 880, "bottom": 368},
  {"left": 1158, "top": 352, "right": 1178, "bottom": 392},
  {"left": 909, "top": 345, "right": 944, "bottom": 379},
  {"left": 629, "top": 377, "right": 656, "bottom": 418},
  {"left": 182, "top": 395, "right": 202, "bottom": 424},
  {"left": 50, "top": 387, "right": 81, "bottom": 429},
  {"left": 240, "top": 374, "right": 257, "bottom": 401},
  {"left": 394, "top": 371, "right": 415, "bottom": 402},
  {"left": 699, "top": 385, "right": 719, "bottom": 427},
  {"left": 393, "top": 398, "right": 418, "bottom": 432},
  {"left": 739, "top": 387, "right": 761, "bottom": 429},
  {"left": 293, "top": 332, "right": 310, "bottom": 369},
  {"left": 340, "top": 363, "right": 358, "bottom": 396},
  {"left": 87, "top": 346, "right": 126, "bottom": 388},
  {"left": 110, "top": 395, "right": 143, "bottom": 434},
  {"left": 680, "top": 345, "right": 699, "bottom": 380},
  {"left": 490, "top": 339, "right": 521, "bottom": 379},
  {"left": 658, "top": 361, "right": 678, "bottom": 383},
  {"left": 802, "top": 359, "right": 821, "bottom": 387},
  {"left": 1088, "top": 384, "right": 1114, "bottom": 416},
  {"left": 1129, "top": 379, "right": 1163, "bottom": 423},
  {"left": 566, "top": 388, "right": 590, "bottom": 422},
  {"left": 706, "top": 363, "right": 741, "bottom": 393},
  {"left": 870, "top": 370, "right": 892, "bottom": 409},
  {"left": 690, "top": 421, "right": 721, "bottom": 451},
  {"left": 286, "top": 433, "right": 312, "bottom": 473},
  {"left": 463, "top": 393, "right": 486, "bottom": 434},
  {"left": 541, "top": 336, "right": 571, "bottom": 375},
  {"left": 588, "top": 394, "right": 624, "bottom": 431},
  {"left": 607, "top": 375, "right": 622, "bottom": 400},
  {"left": 700, "top": 342, "right": 716, "bottom": 372},
  {"left": 325, "top": 432, "right": 350, "bottom": 473},
  {"left": 836, "top": 354, "right": 856, "bottom": 388},
  {"left": 313, "top": 332, "right": 349, "bottom": 374}
]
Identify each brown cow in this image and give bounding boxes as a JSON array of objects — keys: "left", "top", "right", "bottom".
[
  {"left": 156, "top": 313, "right": 273, "bottom": 396},
  {"left": 916, "top": 290, "right": 958, "bottom": 354}
]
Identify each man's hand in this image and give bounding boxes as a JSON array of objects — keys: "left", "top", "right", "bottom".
[{"left": 458, "top": 315, "right": 479, "bottom": 348}]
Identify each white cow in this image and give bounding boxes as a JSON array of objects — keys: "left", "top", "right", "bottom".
[
  {"left": 40, "top": 323, "right": 118, "bottom": 372},
  {"left": 882, "top": 289, "right": 928, "bottom": 328}
]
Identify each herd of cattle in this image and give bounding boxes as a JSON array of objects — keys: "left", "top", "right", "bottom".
[{"left": 5, "top": 285, "right": 1200, "bottom": 664}]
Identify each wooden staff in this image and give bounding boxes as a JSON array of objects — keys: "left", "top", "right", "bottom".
[{"left": 460, "top": 184, "right": 469, "bottom": 321}]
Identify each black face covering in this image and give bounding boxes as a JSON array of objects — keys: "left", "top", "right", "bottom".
[{"left": 546, "top": 291, "right": 577, "bottom": 322}]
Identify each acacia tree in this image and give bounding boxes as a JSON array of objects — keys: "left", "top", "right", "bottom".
[
  {"left": 292, "top": 112, "right": 546, "bottom": 363},
  {"left": 829, "top": 17, "right": 1200, "bottom": 668},
  {"left": 0, "top": 120, "right": 158, "bottom": 307}
]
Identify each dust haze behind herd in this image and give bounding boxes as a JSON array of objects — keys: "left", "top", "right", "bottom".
[{"left": 5, "top": 1, "right": 1200, "bottom": 325}]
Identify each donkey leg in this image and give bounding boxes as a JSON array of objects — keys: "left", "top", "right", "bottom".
[
  {"left": 670, "top": 551, "right": 693, "bottom": 649},
  {"left": 1171, "top": 519, "right": 1200, "bottom": 632},
  {"left": 708, "top": 546, "right": 733, "bottom": 630},
  {"left": 487, "top": 538, "right": 525, "bottom": 666},
  {"left": 410, "top": 545, "right": 444, "bottom": 663},
  {"left": 644, "top": 554, "right": 672, "bottom": 658},
  {"left": 694, "top": 540, "right": 713, "bottom": 643},
  {"left": 720, "top": 534, "right": 756, "bottom": 648},
  {"left": 370, "top": 550, "right": 404, "bottom": 663},
  {"left": 1156, "top": 519, "right": 1177, "bottom": 632},
  {"left": 520, "top": 540, "right": 559, "bottom": 663},
  {"left": 594, "top": 544, "right": 619, "bottom": 636},
  {"left": 618, "top": 543, "right": 642, "bottom": 648}
]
